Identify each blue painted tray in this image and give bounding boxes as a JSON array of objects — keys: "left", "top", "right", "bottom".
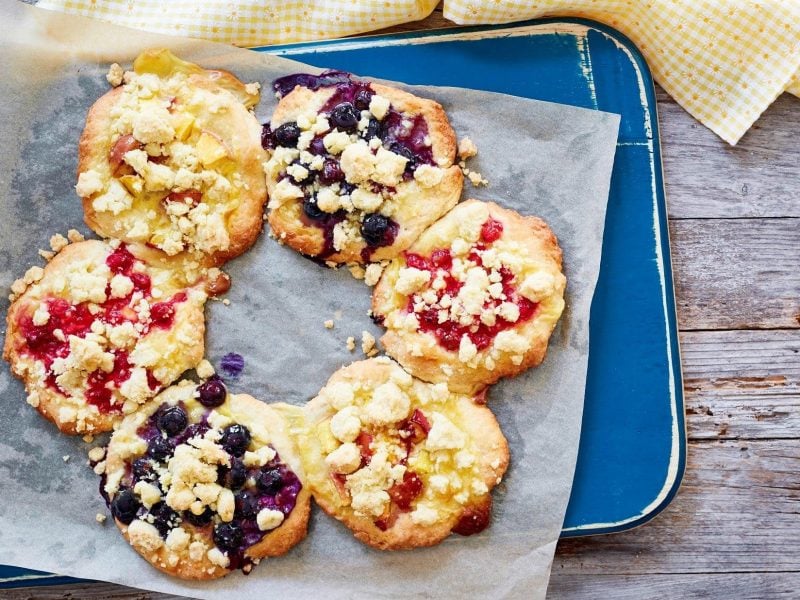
[{"left": 1, "top": 18, "right": 684, "bottom": 588}]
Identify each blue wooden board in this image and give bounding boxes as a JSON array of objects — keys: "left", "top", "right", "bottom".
[{"left": 1, "top": 19, "right": 684, "bottom": 587}]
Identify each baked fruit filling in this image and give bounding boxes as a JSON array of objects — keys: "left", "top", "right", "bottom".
[
  {"left": 264, "top": 71, "right": 458, "bottom": 261},
  {"left": 399, "top": 216, "right": 541, "bottom": 357},
  {"left": 371, "top": 200, "right": 567, "bottom": 393},
  {"left": 6, "top": 241, "right": 206, "bottom": 433},
  {"left": 103, "top": 380, "right": 303, "bottom": 575},
  {"left": 77, "top": 50, "right": 266, "bottom": 263},
  {"left": 305, "top": 358, "right": 508, "bottom": 546}
]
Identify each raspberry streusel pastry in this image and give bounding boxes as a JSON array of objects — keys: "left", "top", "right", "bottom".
[
  {"left": 77, "top": 49, "right": 267, "bottom": 266},
  {"left": 101, "top": 379, "right": 310, "bottom": 579},
  {"left": 300, "top": 358, "right": 508, "bottom": 549},
  {"left": 264, "top": 71, "right": 463, "bottom": 264},
  {"left": 4, "top": 240, "right": 207, "bottom": 434},
  {"left": 372, "top": 200, "right": 566, "bottom": 394}
]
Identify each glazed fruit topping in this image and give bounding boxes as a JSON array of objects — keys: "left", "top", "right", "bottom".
[
  {"left": 197, "top": 377, "right": 227, "bottom": 407},
  {"left": 111, "top": 488, "right": 140, "bottom": 525},
  {"left": 220, "top": 424, "right": 251, "bottom": 457},
  {"left": 147, "top": 436, "right": 174, "bottom": 461},
  {"left": 452, "top": 503, "right": 491, "bottom": 536},
  {"left": 268, "top": 70, "right": 441, "bottom": 255},
  {"left": 329, "top": 102, "right": 359, "bottom": 131},
  {"left": 388, "top": 471, "right": 424, "bottom": 511},
  {"left": 129, "top": 400, "right": 304, "bottom": 569},
  {"left": 213, "top": 521, "right": 244, "bottom": 552},
  {"left": 156, "top": 405, "right": 188, "bottom": 436},
  {"left": 402, "top": 218, "right": 538, "bottom": 352},
  {"left": 17, "top": 244, "right": 191, "bottom": 412},
  {"left": 273, "top": 122, "right": 301, "bottom": 147}
]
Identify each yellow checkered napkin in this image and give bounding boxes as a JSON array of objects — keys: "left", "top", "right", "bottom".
[
  {"left": 34, "top": 0, "right": 440, "bottom": 47},
  {"left": 36, "top": 0, "right": 800, "bottom": 144},
  {"left": 444, "top": 1, "right": 800, "bottom": 145}
]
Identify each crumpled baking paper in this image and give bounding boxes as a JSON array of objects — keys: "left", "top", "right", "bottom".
[{"left": 0, "top": 2, "right": 619, "bottom": 598}]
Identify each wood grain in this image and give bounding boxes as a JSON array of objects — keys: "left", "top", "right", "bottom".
[
  {"left": 681, "top": 330, "right": 800, "bottom": 440},
  {"left": 549, "top": 573, "right": 800, "bottom": 599},
  {"left": 670, "top": 218, "right": 800, "bottom": 330},
  {"left": 554, "top": 440, "right": 800, "bottom": 574},
  {"left": 659, "top": 90, "right": 800, "bottom": 220}
]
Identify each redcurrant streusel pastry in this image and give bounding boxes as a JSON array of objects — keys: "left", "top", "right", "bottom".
[
  {"left": 300, "top": 357, "right": 508, "bottom": 550},
  {"left": 264, "top": 71, "right": 463, "bottom": 264},
  {"left": 372, "top": 200, "right": 566, "bottom": 394},
  {"left": 77, "top": 49, "right": 267, "bottom": 266},
  {"left": 101, "top": 379, "right": 310, "bottom": 580},
  {"left": 4, "top": 240, "right": 207, "bottom": 434}
]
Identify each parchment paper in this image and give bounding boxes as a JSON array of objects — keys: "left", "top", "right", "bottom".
[{"left": 0, "top": 1, "right": 620, "bottom": 598}]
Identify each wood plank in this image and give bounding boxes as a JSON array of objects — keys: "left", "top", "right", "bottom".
[
  {"left": 670, "top": 218, "right": 800, "bottom": 330},
  {"left": 681, "top": 330, "right": 800, "bottom": 440},
  {"left": 548, "top": 572, "right": 800, "bottom": 599},
  {"left": 659, "top": 90, "right": 800, "bottom": 220},
  {"left": 554, "top": 439, "right": 800, "bottom": 574},
  {"left": 0, "top": 583, "right": 180, "bottom": 599}
]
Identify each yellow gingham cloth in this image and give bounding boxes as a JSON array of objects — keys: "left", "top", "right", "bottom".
[
  {"left": 35, "top": 0, "right": 800, "bottom": 145},
  {"left": 443, "top": 1, "right": 800, "bottom": 145}
]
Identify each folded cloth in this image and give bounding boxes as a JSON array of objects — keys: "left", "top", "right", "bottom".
[
  {"left": 35, "top": 0, "right": 800, "bottom": 144},
  {"left": 34, "top": 0, "right": 439, "bottom": 46},
  {"left": 443, "top": 1, "right": 800, "bottom": 145}
]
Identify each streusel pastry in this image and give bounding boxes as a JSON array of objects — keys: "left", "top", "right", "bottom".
[
  {"left": 4, "top": 240, "right": 207, "bottom": 434},
  {"left": 300, "top": 358, "right": 508, "bottom": 549},
  {"left": 77, "top": 50, "right": 267, "bottom": 266},
  {"left": 372, "top": 200, "right": 566, "bottom": 394},
  {"left": 102, "top": 380, "right": 310, "bottom": 579},
  {"left": 264, "top": 71, "right": 463, "bottom": 264}
]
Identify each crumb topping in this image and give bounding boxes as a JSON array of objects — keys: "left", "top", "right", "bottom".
[
  {"left": 313, "top": 360, "right": 490, "bottom": 530},
  {"left": 80, "top": 53, "right": 263, "bottom": 258},
  {"left": 378, "top": 204, "right": 564, "bottom": 369},
  {"left": 10, "top": 242, "right": 205, "bottom": 432},
  {"left": 105, "top": 381, "right": 302, "bottom": 573},
  {"left": 264, "top": 71, "right": 450, "bottom": 260}
]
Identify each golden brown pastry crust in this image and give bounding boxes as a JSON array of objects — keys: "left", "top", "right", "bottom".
[
  {"left": 78, "top": 51, "right": 267, "bottom": 266},
  {"left": 4, "top": 240, "right": 207, "bottom": 434},
  {"left": 300, "top": 358, "right": 508, "bottom": 550},
  {"left": 266, "top": 81, "right": 463, "bottom": 264},
  {"left": 104, "top": 384, "right": 310, "bottom": 580},
  {"left": 372, "top": 199, "right": 567, "bottom": 394}
]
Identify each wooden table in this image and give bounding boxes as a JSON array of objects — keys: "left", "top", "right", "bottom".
[{"left": 9, "top": 6, "right": 799, "bottom": 599}]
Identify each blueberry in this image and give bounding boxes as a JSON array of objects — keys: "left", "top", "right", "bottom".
[
  {"left": 354, "top": 89, "right": 373, "bottom": 111},
  {"left": 260, "top": 124, "right": 273, "bottom": 149},
  {"left": 303, "top": 197, "right": 324, "bottom": 221},
  {"left": 131, "top": 458, "right": 157, "bottom": 482},
  {"left": 273, "top": 122, "right": 301, "bottom": 147},
  {"left": 390, "top": 142, "right": 416, "bottom": 167},
  {"left": 330, "top": 102, "right": 359, "bottom": 130},
  {"left": 213, "top": 522, "right": 243, "bottom": 552},
  {"left": 361, "top": 213, "right": 390, "bottom": 246},
  {"left": 147, "top": 436, "right": 173, "bottom": 462},
  {"left": 256, "top": 468, "right": 284, "bottom": 494},
  {"left": 235, "top": 491, "right": 260, "bottom": 519},
  {"left": 220, "top": 424, "right": 251, "bottom": 457},
  {"left": 318, "top": 159, "right": 344, "bottom": 185},
  {"left": 111, "top": 489, "right": 140, "bottom": 525},
  {"left": 149, "top": 502, "right": 180, "bottom": 537},
  {"left": 221, "top": 457, "right": 247, "bottom": 489},
  {"left": 157, "top": 406, "right": 187, "bottom": 436},
  {"left": 362, "top": 118, "right": 382, "bottom": 140},
  {"left": 197, "top": 378, "right": 227, "bottom": 408},
  {"left": 183, "top": 507, "right": 214, "bottom": 527},
  {"left": 309, "top": 137, "right": 327, "bottom": 155},
  {"left": 340, "top": 181, "right": 356, "bottom": 195}
]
